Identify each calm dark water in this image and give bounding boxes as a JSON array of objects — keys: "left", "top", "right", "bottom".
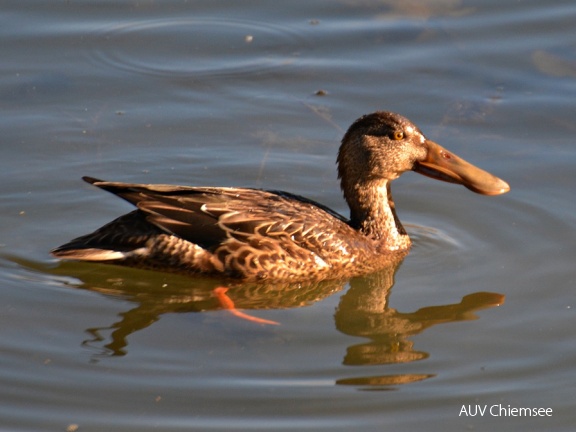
[{"left": 2, "top": 0, "right": 575, "bottom": 431}]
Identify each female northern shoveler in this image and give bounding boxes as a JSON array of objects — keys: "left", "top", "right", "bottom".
[{"left": 52, "top": 111, "right": 509, "bottom": 282}]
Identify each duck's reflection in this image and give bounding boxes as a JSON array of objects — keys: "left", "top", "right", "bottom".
[
  {"left": 44, "top": 255, "right": 503, "bottom": 386},
  {"left": 334, "top": 269, "right": 503, "bottom": 386}
]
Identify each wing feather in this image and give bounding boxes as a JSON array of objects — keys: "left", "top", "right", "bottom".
[{"left": 83, "top": 177, "right": 354, "bottom": 258}]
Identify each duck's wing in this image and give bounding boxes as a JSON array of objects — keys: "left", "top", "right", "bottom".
[{"left": 79, "top": 176, "right": 351, "bottom": 253}]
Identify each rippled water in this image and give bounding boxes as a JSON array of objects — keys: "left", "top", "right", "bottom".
[{"left": 2, "top": 0, "right": 576, "bottom": 431}]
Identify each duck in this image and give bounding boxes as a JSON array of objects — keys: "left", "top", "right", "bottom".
[{"left": 52, "top": 111, "right": 510, "bottom": 282}]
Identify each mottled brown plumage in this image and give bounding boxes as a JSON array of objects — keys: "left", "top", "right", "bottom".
[{"left": 52, "top": 111, "right": 510, "bottom": 282}]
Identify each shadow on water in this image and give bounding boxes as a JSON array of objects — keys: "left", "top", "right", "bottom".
[{"left": 10, "top": 254, "right": 504, "bottom": 388}]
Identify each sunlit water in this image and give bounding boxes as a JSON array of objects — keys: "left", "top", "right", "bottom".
[{"left": 2, "top": 0, "right": 575, "bottom": 431}]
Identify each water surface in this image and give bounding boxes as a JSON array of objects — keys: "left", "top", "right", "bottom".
[{"left": 2, "top": 0, "right": 575, "bottom": 431}]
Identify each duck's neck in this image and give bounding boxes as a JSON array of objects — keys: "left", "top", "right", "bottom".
[{"left": 346, "top": 179, "right": 411, "bottom": 251}]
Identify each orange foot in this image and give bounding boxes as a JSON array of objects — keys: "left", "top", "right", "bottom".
[{"left": 213, "top": 287, "right": 279, "bottom": 326}]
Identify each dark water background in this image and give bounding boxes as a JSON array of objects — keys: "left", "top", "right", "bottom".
[{"left": 1, "top": 0, "right": 575, "bottom": 430}]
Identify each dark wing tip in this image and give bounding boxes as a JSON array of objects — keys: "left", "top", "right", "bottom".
[{"left": 82, "top": 176, "right": 104, "bottom": 184}]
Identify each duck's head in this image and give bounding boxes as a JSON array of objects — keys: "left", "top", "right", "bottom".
[{"left": 337, "top": 111, "right": 510, "bottom": 196}]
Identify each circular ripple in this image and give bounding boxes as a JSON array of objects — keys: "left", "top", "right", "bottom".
[
  {"left": 90, "top": 18, "right": 304, "bottom": 79},
  {"left": 404, "top": 222, "right": 464, "bottom": 264}
]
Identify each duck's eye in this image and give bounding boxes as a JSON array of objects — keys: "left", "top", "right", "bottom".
[{"left": 393, "top": 131, "right": 404, "bottom": 140}]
